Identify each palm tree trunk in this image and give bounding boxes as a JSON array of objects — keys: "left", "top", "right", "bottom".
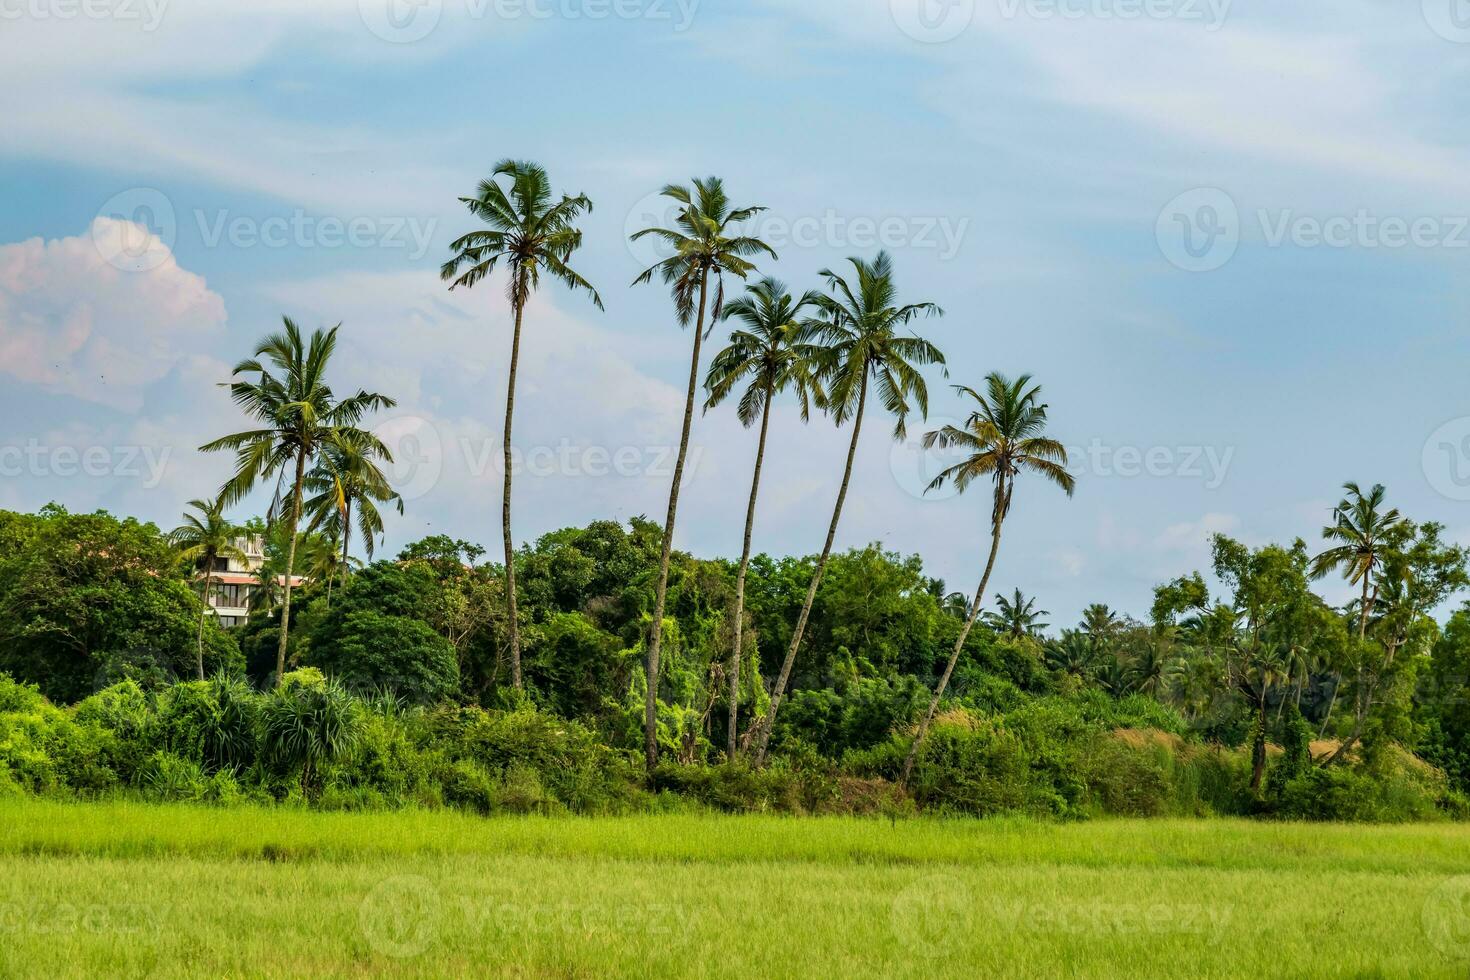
[
  {"left": 503, "top": 296, "right": 526, "bottom": 689},
  {"left": 727, "top": 377, "right": 775, "bottom": 759},
  {"left": 645, "top": 268, "right": 711, "bottom": 770},
  {"left": 1322, "top": 577, "right": 1375, "bottom": 762},
  {"left": 900, "top": 497, "right": 1005, "bottom": 787},
  {"left": 195, "top": 566, "right": 213, "bottom": 681},
  {"left": 330, "top": 495, "right": 350, "bottom": 609},
  {"left": 752, "top": 372, "right": 868, "bottom": 766},
  {"left": 1317, "top": 678, "right": 1338, "bottom": 738},
  {"left": 1250, "top": 685, "right": 1268, "bottom": 791},
  {"left": 275, "top": 447, "right": 307, "bottom": 687}
]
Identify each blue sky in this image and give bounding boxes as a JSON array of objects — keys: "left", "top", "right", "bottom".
[{"left": 2, "top": 0, "right": 1469, "bottom": 624}]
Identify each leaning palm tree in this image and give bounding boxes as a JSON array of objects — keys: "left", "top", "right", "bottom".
[
  {"left": 900, "top": 373, "right": 1074, "bottom": 785},
  {"left": 201, "top": 318, "right": 395, "bottom": 685},
  {"left": 984, "top": 588, "right": 1049, "bottom": 639},
  {"left": 304, "top": 427, "right": 402, "bottom": 600},
  {"left": 167, "top": 498, "right": 248, "bottom": 680},
  {"left": 1308, "top": 482, "right": 1404, "bottom": 744},
  {"left": 750, "top": 252, "right": 944, "bottom": 765},
  {"left": 442, "top": 160, "right": 602, "bottom": 691},
  {"left": 704, "top": 277, "right": 823, "bottom": 758},
  {"left": 630, "top": 176, "right": 775, "bottom": 769}
]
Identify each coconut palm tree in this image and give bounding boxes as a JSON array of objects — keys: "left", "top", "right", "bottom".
[
  {"left": 1308, "top": 482, "right": 1405, "bottom": 744},
  {"left": 1309, "top": 482, "right": 1404, "bottom": 642},
  {"left": 1044, "top": 630, "right": 1095, "bottom": 681},
  {"left": 703, "top": 277, "right": 824, "bottom": 758},
  {"left": 166, "top": 498, "right": 248, "bottom": 680},
  {"left": 1079, "top": 603, "right": 1121, "bottom": 640},
  {"left": 750, "top": 252, "right": 944, "bottom": 765},
  {"left": 630, "top": 176, "right": 775, "bottom": 769},
  {"left": 442, "top": 160, "right": 603, "bottom": 691},
  {"left": 900, "top": 373, "right": 1074, "bottom": 785},
  {"left": 304, "top": 427, "right": 402, "bottom": 602},
  {"left": 984, "top": 588, "right": 1049, "bottom": 639},
  {"left": 201, "top": 318, "right": 395, "bottom": 685}
]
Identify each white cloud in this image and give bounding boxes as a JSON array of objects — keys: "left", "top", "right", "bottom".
[{"left": 0, "top": 219, "right": 227, "bottom": 410}]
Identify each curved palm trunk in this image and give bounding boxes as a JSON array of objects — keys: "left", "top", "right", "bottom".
[
  {"left": 645, "top": 269, "right": 711, "bottom": 770},
  {"left": 327, "top": 495, "right": 351, "bottom": 610},
  {"left": 900, "top": 501, "right": 1005, "bottom": 787},
  {"left": 1322, "top": 576, "right": 1375, "bottom": 764},
  {"left": 727, "top": 377, "right": 775, "bottom": 758},
  {"left": 752, "top": 373, "right": 868, "bottom": 766},
  {"left": 275, "top": 448, "right": 307, "bottom": 687},
  {"left": 503, "top": 297, "right": 526, "bottom": 690},
  {"left": 195, "top": 566, "right": 213, "bottom": 681}
]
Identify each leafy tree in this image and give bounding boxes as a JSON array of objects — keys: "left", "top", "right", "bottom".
[
  {"left": 442, "top": 160, "right": 603, "bottom": 691},
  {"left": 166, "top": 498, "right": 248, "bottom": 679},
  {"left": 704, "top": 277, "right": 823, "bottom": 757},
  {"left": 753, "top": 252, "right": 944, "bottom": 765},
  {"left": 902, "top": 373, "right": 1073, "bottom": 785},
  {"left": 631, "top": 176, "right": 775, "bottom": 769},
  {"left": 202, "top": 319, "right": 396, "bottom": 685}
]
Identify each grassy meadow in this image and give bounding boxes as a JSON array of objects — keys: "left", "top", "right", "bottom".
[{"left": 1, "top": 800, "right": 1468, "bottom": 978}]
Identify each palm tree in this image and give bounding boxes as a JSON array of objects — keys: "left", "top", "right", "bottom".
[
  {"left": 984, "top": 588, "right": 1049, "bottom": 639},
  {"left": 704, "top": 277, "right": 823, "bottom": 758},
  {"left": 166, "top": 498, "right": 247, "bottom": 680},
  {"left": 751, "top": 251, "right": 944, "bottom": 765},
  {"left": 630, "top": 176, "right": 775, "bottom": 769},
  {"left": 900, "top": 373, "right": 1074, "bottom": 785},
  {"left": 1044, "top": 630, "right": 1095, "bottom": 681},
  {"left": 442, "top": 160, "right": 602, "bottom": 691},
  {"left": 1308, "top": 482, "right": 1404, "bottom": 743},
  {"left": 1079, "top": 603, "right": 1121, "bottom": 640},
  {"left": 304, "top": 427, "right": 402, "bottom": 603},
  {"left": 201, "top": 318, "right": 395, "bottom": 685},
  {"left": 1127, "top": 634, "right": 1172, "bottom": 697}
]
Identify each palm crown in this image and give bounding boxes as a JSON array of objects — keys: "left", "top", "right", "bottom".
[
  {"left": 441, "top": 159, "right": 603, "bottom": 311},
  {"left": 167, "top": 497, "right": 247, "bottom": 571},
  {"left": 704, "top": 277, "right": 825, "bottom": 424},
  {"left": 806, "top": 251, "right": 945, "bottom": 438},
  {"left": 1308, "top": 481, "right": 1403, "bottom": 588},
  {"left": 922, "top": 372, "right": 1075, "bottom": 525},
  {"left": 304, "top": 428, "right": 402, "bottom": 563},
  {"left": 631, "top": 176, "right": 775, "bottom": 326}
]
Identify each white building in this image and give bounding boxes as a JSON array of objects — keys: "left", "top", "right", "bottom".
[{"left": 203, "top": 536, "right": 305, "bottom": 627}]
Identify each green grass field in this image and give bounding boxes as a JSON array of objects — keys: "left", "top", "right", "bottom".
[{"left": 1, "top": 800, "right": 1468, "bottom": 978}]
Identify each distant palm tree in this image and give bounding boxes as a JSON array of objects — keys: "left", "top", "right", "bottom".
[
  {"left": 901, "top": 373, "right": 1073, "bottom": 785},
  {"left": 443, "top": 160, "right": 602, "bottom": 691},
  {"left": 201, "top": 318, "right": 395, "bottom": 685},
  {"left": 304, "top": 428, "right": 402, "bottom": 602},
  {"left": 1044, "top": 630, "right": 1095, "bottom": 681},
  {"left": 752, "top": 252, "right": 944, "bottom": 765},
  {"left": 1308, "top": 481, "right": 1404, "bottom": 744},
  {"left": 704, "top": 277, "right": 823, "bottom": 758},
  {"left": 631, "top": 176, "right": 775, "bottom": 769},
  {"left": 1127, "top": 635, "right": 1172, "bottom": 697},
  {"left": 984, "top": 588, "right": 1049, "bottom": 639},
  {"left": 1079, "top": 603, "right": 1121, "bottom": 640},
  {"left": 167, "top": 498, "right": 247, "bottom": 680}
]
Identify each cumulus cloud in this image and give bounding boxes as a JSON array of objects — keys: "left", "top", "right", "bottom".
[{"left": 0, "top": 219, "right": 227, "bottom": 411}]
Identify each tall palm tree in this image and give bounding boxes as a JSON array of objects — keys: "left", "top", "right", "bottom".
[
  {"left": 704, "top": 277, "right": 823, "bottom": 758},
  {"left": 630, "top": 176, "right": 775, "bottom": 769},
  {"left": 1079, "top": 603, "right": 1121, "bottom": 640},
  {"left": 1308, "top": 482, "right": 1404, "bottom": 741},
  {"left": 166, "top": 498, "right": 248, "bottom": 680},
  {"left": 984, "top": 588, "right": 1049, "bottom": 639},
  {"left": 900, "top": 373, "right": 1074, "bottom": 785},
  {"left": 750, "top": 251, "right": 944, "bottom": 765},
  {"left": 304, "top": 427, "right": 402, "bottom": 602},
  {"left": 201, "top": 318, "right": 395, "bottom": 685},
  {"left": 442, "top": 159, "right": 603, "bottom": 691}
]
